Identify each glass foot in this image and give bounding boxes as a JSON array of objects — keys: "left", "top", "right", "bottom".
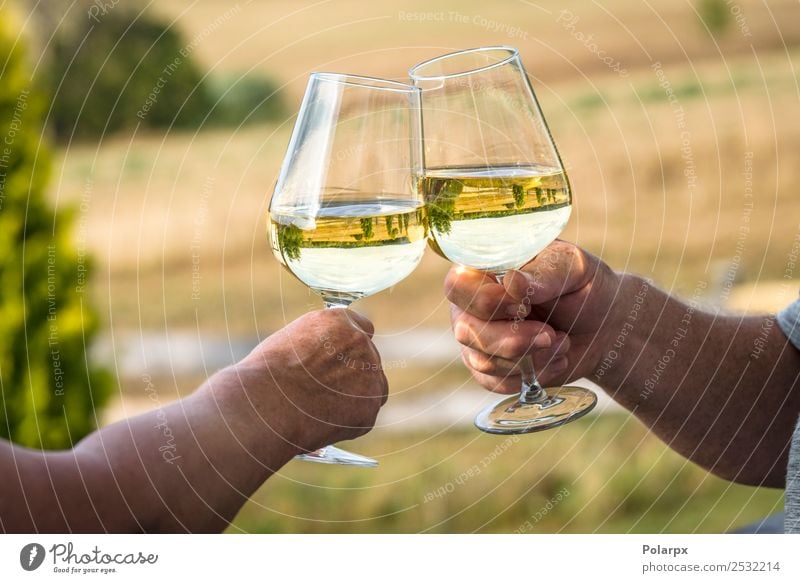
[
  {"left": 295, "top": 445, "right": 378, "bottom": 467},
  {"left": 475, "top": 385, "right": 597, "bottom": 434}
]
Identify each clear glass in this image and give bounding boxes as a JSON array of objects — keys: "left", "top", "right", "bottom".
[
  {"left": 410, "top": 47, "right": 597, "bottom": 434},
  {"left": 269, "top": 73, "right": 425, "bottom": 466}
]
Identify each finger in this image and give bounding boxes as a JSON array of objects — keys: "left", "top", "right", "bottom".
[
  {"left": 532, "top": 347, "right": 566, "bottom": 371},
  {"left": 444, "top": 265, "right": 521, "bottom": 320},
  {"left": 379, "top": 369, "right": 389, "bottom": 406},
  {"left": 358, "top": 341, "right": 387, "bottom": 406},
  {"left": 469, "top": 357, "right": 572, "bottom": 395},
  {"left": 342, "top": 309, "right": 375, "bottom": 338},
  {"left": 462, "top": 346, "right": 522, "bottom": 376},
  {"left": 469, "top": 368, "right": 522, "bottom": 395},
  {"left": 452, "top": 305, "right": 556, "bottom": 359},
  {"left": 502, "top": 240, "right": 597, "bottom": 306},
  {"left": 463, "top": 339, "right": 569, "bottom": 377},
  {"left": 535, "top": 356, "right": 570, "bottom": 386},
  {"left": 553, "top": 330, "right": 570, "bottom": 350}
]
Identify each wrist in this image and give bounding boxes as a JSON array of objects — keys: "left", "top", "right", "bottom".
[
  {"left": 588, "top": 272, "right": 653, "bottom": 388},
  {"left": 203, "top": 364, "right": 305, "bottom": 464}
]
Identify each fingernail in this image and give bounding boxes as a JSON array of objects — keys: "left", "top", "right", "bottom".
[{"left": 533, "top": 333, "right": 552, "bottom": 349}]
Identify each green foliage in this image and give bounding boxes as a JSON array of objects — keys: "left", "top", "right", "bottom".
[
  {"left": 206, "top": 74, "right": 286, "bottom": 127},
  {"left": 698, "top": 0, "right": 731, "bottom": 35},
  {"left": 46, "top": 8, "right": 210, "bottom": 139},
  {"left": 512, "top": 183, "right": 526, "bottom": 208},
  {"left": 276, "top": 223, "right": 302, "bottom": 261},
  {"left": 0, "top": 12, "right": 112, "bottom": 449},
  {"left": 568, "top": 91, "right": 606, "bottom": 114},
  {"left": 45, "top": 7, "right": 285, "bottom": 140},
  {"left": 359, "top": 218, "right": 374, "bottom": 240},
  {"left": 426, "top": 178, "right": 462, "bottom": 235}
]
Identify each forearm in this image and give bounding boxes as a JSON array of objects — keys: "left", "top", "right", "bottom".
[
  {"left": 2, "top": 366, "right": 300, "bottom": 533},
  {"left": 593, "top": 273, "right": 800, "bottom": 487}
]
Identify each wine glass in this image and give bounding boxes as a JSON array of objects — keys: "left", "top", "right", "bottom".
[
  {"left": 269, "top": 73, "right": 425, "bottom": 466},
  {"left": 409, "top": 47, "right": 597, "bottom": 434}
]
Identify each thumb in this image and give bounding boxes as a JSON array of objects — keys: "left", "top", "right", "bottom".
[
  {"left": 342, "top": 309, "right": 375, "bottom": 339},
  {"left": 502, "top": 241, "right": 592, "bottom": 306}
]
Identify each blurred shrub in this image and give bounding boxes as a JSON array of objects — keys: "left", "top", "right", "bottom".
[
  {"left": 206, "top": 74, "right": 286, "bottom": 127},
  {"left": 0, "top": 10, "right": 112, "bottom": 448},
  {"left": 569, "top": 92, "right": 606, "bottom": 115},
  {"left": 44, "top": 5, "right": 285, "bottom": 140},
  {"left": 697, "top": 0, "right": 731, "bottom": 35}
]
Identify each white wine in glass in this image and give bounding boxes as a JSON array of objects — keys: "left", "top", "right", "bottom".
[
  {"left": 269, "top": 73, "right": 425, "bottom": 466},
  {"left": 420, "top": 165, "right": 571, "bottom": 273},
  {"left": 270, "top": 200, "right": 427, "bottom": 304},
  {"left": 411, "top": 47, "right": 597, "bottom": 434}
]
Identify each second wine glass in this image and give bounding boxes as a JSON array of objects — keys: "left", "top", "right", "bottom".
[
  {"left": 409, "top": 47, "right": 597, "bottom": 434},
  {"left": 269, "top": 73, "right": 426, "bottom": 466}
]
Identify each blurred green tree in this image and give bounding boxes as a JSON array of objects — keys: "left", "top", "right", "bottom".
[
  {"left": 47, "top": 6, "right": 213, "bottom": 139},
  {"left": 38, "top": 2, "right": 285, "bottom": 140},
  {"left": 0, "top": 10, "right": 112, "bottom": 448}
]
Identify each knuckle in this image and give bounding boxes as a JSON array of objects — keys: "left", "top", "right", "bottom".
[
  {"left": 461, "top": 348, "right": 473, "bottom": 369},
  {"left": 476, "top": 360, "right": 496, "bottom": 375},
  {"left": 464, "top": 350, "right": 492, "bottom": 374}
]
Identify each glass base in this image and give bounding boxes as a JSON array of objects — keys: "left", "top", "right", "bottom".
[
  {"left": 295, "top": 445, "right": 378, "bottom": 467},
  {"left": 475, "top": 386, "right": 597, "bottom": 434}
]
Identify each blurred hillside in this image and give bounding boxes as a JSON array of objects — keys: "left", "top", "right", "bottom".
[{"left": 32, "top": 0, "right": 799, "bottom": 338}]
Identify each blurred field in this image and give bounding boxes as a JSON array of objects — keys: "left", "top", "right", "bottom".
[
  {"left": 52, "top": 0, "right": 800, "bottom": 335},
  {"left": 39, "top": 0, "right": 800, "bottom": 532},
  {"left": 231, "top": 415, "right": 783, "bottom": 533}
]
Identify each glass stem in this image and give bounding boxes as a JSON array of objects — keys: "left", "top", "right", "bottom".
[
  {"left": 519, "top": 372, "right": 547, "bottom": 404},
  {"left": 495, "top": 271, "right": 547, "bottom": 405},
  {"left": 323, "top": 297, "right": 351, "bottom": 309}
]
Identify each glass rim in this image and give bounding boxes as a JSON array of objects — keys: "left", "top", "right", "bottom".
[
  {"left": 408, "top": 46, "right": 520, "bottom": 81},
  {"left": 311, "top": 72, "right": 419, "bottom": 93}
]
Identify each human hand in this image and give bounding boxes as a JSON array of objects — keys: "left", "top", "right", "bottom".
[
  {"left": 445, "top": 240, "right": 620, "bottom": 393},
  {"left": 226, "top": 309, "right": 388, "bottom": 453}
]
